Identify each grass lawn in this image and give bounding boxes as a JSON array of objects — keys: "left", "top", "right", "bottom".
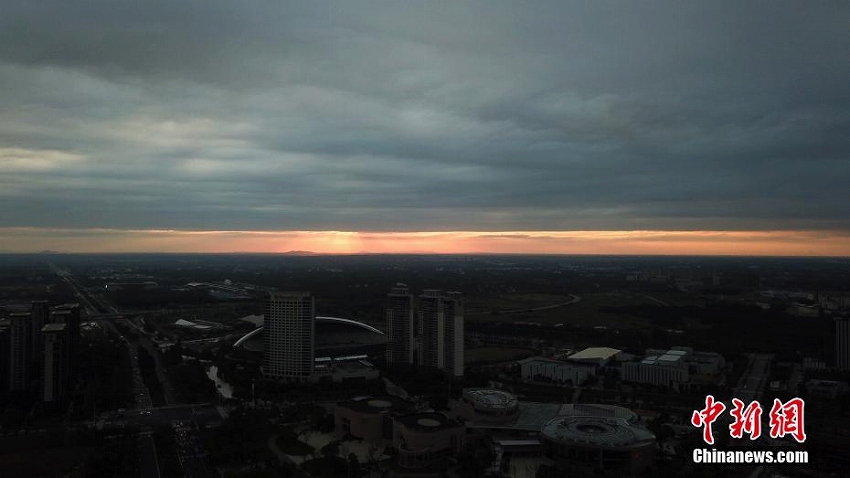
[
  {"left": 467, "top": 291, "right": 657, "bottom": 329},
  {"left": 466, "top": 293, "right": 574, "bottom": 314},
  {"left": 465, "top": 347, "right": 534, "bottom": 364}
]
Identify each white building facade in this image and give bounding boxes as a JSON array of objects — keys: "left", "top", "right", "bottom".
[{"left": 263, "top": 291, "right": 315, "bottom": 379}]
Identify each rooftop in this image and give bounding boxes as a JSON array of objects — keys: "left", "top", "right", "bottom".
[
  {"left": 42, "top": 323, "right": 67, "bottom": 333},
  {"left": 541, "top": 416, "right": 655, "bottom": 448},
  {"left": 338, "top": 395, "right": 415, "bottom": 415},
  {"left": 558, "top": 404, "right": 638, "bottom": 423},
  {"left": 463, "top": 388, "right": 519, "bottom": 411},
  {"left": 466, "top": 402, "right": 643, "bottom": 432},
  {"left": 568, "top": 347, "right": 622, "bottom": 361},
  {"left": 395, "top": 412, "right": 463, "bottom": 432}
]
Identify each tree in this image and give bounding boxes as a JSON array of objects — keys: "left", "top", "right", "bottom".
[
  {"left": 347, "top": 453, "right": 362, "bottom": 478},
  {"left": 321, "top": 442, "right": 340, "bottom": 458}
]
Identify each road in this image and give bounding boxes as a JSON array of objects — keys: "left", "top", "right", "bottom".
[
  {"left": 722, "top": 353, "right": 774, "bottom": 448},
  {"left": 138, "top": 427, "right": 161, "bottom": 478},
  {"left": 100, "top": 404, "right": 224, "bottom": 478},
  {"left": 467, "top": 294, "right": 582, "bottom": 316},
  {"left": 51, "top": 263, "right": 217, "bottom": 477},
  {"left": 172, "top": 420, "right": 213, "bottom": 478},
  {"left": 731, "top": 353, "right": 773, "bottom": 404}
]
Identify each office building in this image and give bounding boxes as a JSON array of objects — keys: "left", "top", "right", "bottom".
[
  {"left": 386, "top": 284, "right": 415, "bottom": 365},
  {"left": 263, "top": 291, "right": 315, "bottom": 379},
  {"left": 837, "top": 318, "right": 850, "bottom": 370},
  {"left": 42, "top": 323, "right": 69, "bottom": 404},
  {"left": 8, "top": 311, "right": 31, "bottom": 392}
]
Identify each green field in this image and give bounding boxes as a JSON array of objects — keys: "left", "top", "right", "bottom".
[
  {"left": 465, "top": 347, "right": 534, "bottom": 364},
  {"left": 466, "top": 293, "right": 575, "bottom": 314},
  {"left": 466, "top": 291, "right": 672, "bottom": 329}
]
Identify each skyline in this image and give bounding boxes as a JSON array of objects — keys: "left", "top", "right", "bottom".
[
  {"left": 2, "top": 2, "right": 849, "bottom": 255},
  {"left": 2, "top": 228, "right": 850, "bottom": 257}
]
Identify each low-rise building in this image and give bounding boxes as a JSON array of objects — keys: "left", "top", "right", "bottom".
[
  {"left": 393, "top": 412, "right": 465, "bottom": 468},
  {"left": 567, "top": 347, "right": 621, "bottom": 367},
  {"left": 623, "top": 347, "right": 725, "bottom": 390},
  {"left": 454, "top": 388, "right": 520, "bottom": 424},
  {"left": 335, "top": 395, "right": 416, "bottom": 440},
  {"left": 806, "top": 379, "right": 849, "bottom": 400},
  {"left": 520, "top": 357, "right": 595, "bottom": 385},
  {"left": 622, "top": 351, "right": 689, "bottom": 390}
]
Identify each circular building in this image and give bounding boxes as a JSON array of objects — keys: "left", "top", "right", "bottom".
[
  {"left": 393, "top": 412, "right": 466, "bottom": 469},
  {"left": 540, "top": 416, "right": 656, "bottom": 475},
  {"left": 557, "top": 404, "right": 639, "bottom": 424},
  {"left": 455, "top": 388, "right": 520, "bottom": 424},
  {"left": 335, "top": 395, "right": 416, "bottom": 440}
]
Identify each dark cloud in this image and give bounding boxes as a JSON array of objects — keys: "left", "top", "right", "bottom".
[{"left": 0, "top": 1, "right": 848, "bottom": 233}]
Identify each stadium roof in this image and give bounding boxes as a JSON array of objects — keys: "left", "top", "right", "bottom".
[{"left": 541, "top": 416, "right": 655, "bottom": 448}]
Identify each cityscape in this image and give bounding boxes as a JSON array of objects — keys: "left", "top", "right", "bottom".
[
  {"left": 2, "top": 1, "right": 849, "bottom": 477},
  {"left": 0, "top": 253, "right": 848, "bottom": 477}
]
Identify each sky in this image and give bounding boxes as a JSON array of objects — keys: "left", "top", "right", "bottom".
[{"left": 1, "top": 1, "right": 848, "bottom": 255}]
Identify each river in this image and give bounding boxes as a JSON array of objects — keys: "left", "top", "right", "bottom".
[{"left": 205, "top": 365, "right": 234, "bottom": 399}]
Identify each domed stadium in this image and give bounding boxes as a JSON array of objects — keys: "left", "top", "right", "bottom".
[
  {"left": 540, "top": 415, "right": 656, "bottom": 475},
  {"left": 234, "top": 316, "right": 387, "bottom": 360}
]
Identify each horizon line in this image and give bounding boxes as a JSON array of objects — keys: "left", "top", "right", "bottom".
[
  {"left": 1, "top": 228, "right": 849, "bottom": 257},
  {"left": 5, "top": 250, "right": 850, "bottom": 259}
]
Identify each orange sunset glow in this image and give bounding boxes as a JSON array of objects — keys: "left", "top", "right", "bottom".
[{"left": 2, "top": 228, "right": 849, "bottom": 256}]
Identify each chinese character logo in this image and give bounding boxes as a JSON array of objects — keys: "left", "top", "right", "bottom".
[
  {"left": 691, "top": 395, "right": 726, "bottom": 445},
  {"left": 729, "top": 398, "right": 762, "bottom": 440},
  {"left": 768, "top": 398, "right": 806, "bottom": 443}
]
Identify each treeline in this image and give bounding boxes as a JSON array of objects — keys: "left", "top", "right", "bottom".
[
  {"left": 136, "top": 346, "right": 166, "bottom": 406},
  {"left": 600, "top": 302, "right": 833, "bottom": 358},
  {"left": 74, "top": 337, "right": 134, "bottom": 419},
  {"left": 167, "top": 361, "right": 219, "bottom": 404}
]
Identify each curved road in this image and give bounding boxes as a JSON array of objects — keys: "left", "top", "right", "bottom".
[{"left": 468, "top": 294, "right": 581, "bottom": 316}]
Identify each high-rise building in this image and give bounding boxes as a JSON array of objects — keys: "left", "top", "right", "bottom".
[
  {"left": 386, "top": 285, "right": 415, "bottom": 365},
  {"left": 8, "top": 311, "right": 31, "bottom": 392},
  {"left": 51, "top": 304, "right": 81, "bottom": 386},
  {"left": 419, "top": 290, "right": 445, "bottom": 370},
  {"left": 417, "top": 290, "right": 464, "bottom": 377},
  {"left": 0, "top": 319, "right": 11, "bottom": 395},
  {"left": 836, "top": 317, "right": 850, "bottom": 370},
  {"left": 443, "top": 292, "right": 464, "bottom": 377},
  {"left": 41, "top": 323, "right": 69, "bottom": 404},
  {"left": 30, "top": 301, "right": 49, "bottom": 366},
  {"left": 263, "top": 292, "right": 315, "bottom": 379}
]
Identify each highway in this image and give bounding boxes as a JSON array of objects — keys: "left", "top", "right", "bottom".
[
  {"left": 721, "top": 353, "right": 774, "bottom": 448},
  {"left": 51, "top": 263, "right": 216, "bottom": 477}
]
